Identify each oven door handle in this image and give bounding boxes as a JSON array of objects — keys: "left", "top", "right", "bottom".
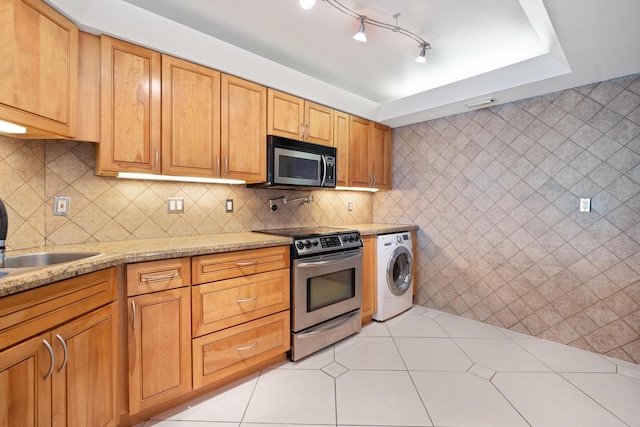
[
  {"left": 299, "top": 310, "right": 361, "bottom": 336},
  {"left": 297, "top": 251, "right": 361, "bottom": 268}
]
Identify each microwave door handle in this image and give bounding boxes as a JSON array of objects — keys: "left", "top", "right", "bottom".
[{"left": 320, "top": 155, "right": 327, "bottom": 187}]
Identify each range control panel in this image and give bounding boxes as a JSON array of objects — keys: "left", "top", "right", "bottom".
[{"left": 293, "top": 232, "right": 362, "bottom": 257}]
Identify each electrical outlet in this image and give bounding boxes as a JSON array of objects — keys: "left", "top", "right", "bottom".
[
  {"left": 54, "top": 196, "right": 70, "bottom": 216},
  {"left": 167, "top": 198, "right": 184, "bottom": 213},
  {"left": 348, "top": 201, "right": 353, "bottom": 212},
  {"left": 226, "top": 199, "right": 234, "bottom": 213},
  {"left": 579, "top": 198, "right": 591, "bottom": 213}
]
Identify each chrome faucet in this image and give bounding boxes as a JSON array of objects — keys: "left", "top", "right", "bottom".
[{"left": 0, "top": 199, "right": 7, "bottom": 268}]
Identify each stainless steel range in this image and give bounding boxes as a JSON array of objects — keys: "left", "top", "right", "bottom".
[{"left": 255, "top": 226, "right": 362, "bottom": 360}]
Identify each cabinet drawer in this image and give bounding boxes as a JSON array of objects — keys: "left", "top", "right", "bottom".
[
  {"left": 192, "top": 311, "right": 289, "bottom": 389},
  {"left": 0, "top": 268, "right": 117, "bottom": 351},
  {"left": 192, "top": 246, "right": 289, "bottom": 284},
  {"left": 192, "top": 268, "right": 289, "bottom": 337},
  {"left": 126, "top": 257, "right": 191, "bottom": 296}
]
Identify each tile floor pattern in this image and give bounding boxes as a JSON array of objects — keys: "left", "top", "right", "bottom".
[{"left": 139, "top": 306, "right": 640, "bottom": 427}]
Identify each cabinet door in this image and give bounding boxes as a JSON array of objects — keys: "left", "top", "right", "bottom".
[
  {"left": 0, "top": 0, "right": 78, "bottom": 137},
  {"left": 51, "top": 303, "right": 118, "bottom": 427},
  {"left": 162, "top": 55, "right": 221, "bottom": 177},
  {"left": 221, "top": 74, "right": 267, "bottom": 182},
  {"left": 334, "top": 110, "right": 350, "bottom": 186},
  {"left": 361, "top": 236, "right": 376, "bottom": 323},
  {"left": 0, "top": 334, "right": 52, "bottom": 427},
  {"left": 98, "top": 36, "right": 161, "bottom": 175},
  {"left": 267, "top": 89, "right": 304, "bottom": 140},
  {"left": 128, "top": 288, "right": 191, "bottom": 415},
  {"left": 348, "top": 116, "right": 371, "bottom": 188},
  {"left": 369, "top": 122, "right": 392, "bottom": 189},
  {"left": 305, "top": 101, "right": 333, "bottom": 146}
]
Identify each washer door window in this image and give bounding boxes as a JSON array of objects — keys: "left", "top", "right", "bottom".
[{"left": 387, "top": 246, "right": 412, "bottom": 296}]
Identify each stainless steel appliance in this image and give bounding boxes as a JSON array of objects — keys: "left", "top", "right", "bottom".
[
  {"left": 248, "top": 135, "right": 336, "bottom": 189},
  {"left": 255, "top": 226, "right": 362, "bottom": 360}
]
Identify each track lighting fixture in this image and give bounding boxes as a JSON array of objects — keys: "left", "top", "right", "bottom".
[
  {"left": 299, "top": 0, "right": 431, "bottom": 63},
  {"left": 353, "top": 16, "right": 367, "bottom": 42}
]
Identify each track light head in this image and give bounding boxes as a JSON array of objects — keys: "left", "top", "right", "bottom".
[
  {"left": 299, "top": 0, "right": 316, "bottom": 10},
  {"left": 415, "top": 42, "right": 430, "bottom": 64},
  {"left": 353, "top": 16, "right": 367, "bottom": 42}
]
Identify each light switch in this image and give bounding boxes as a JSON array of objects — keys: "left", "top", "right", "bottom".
[
  {"left": 579, "top": 198, "right": 591, "bottom": 213},
  {"left": 226, "top": 199, "right": 234, "bottom": 213},
  {"left": 167, "top": 198, "right": 184, "bottom": 213}
]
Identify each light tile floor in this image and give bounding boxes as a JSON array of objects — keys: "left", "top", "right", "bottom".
[{"left": 141, "top": 306, "right": 640, "bottom": 427}]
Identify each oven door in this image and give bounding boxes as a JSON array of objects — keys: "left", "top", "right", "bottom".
[{"left": 291, "top": 249, "right": 362, "bottom": 332}]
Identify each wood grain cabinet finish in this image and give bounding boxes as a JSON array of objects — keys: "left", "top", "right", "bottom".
[
  {"left": 192, "top": 246, "right": 289, "bottom": 285},
  {"left": 361, "top": 235, "right": 376, "bottom": 324},
  {"left": 0, "top": 268, "right": 118, "bottom": 427},
  {"left": 192, "top": 311, "right": 289, "bottom": 389},
  {"left": 97, "top": 36, "right": 162, "bottom": 175},
  {"left": 127, "top": 287, "right": 192, "bottom": 415},
  {"left": 267, "top": 89, "right": 333, "bottom": 146},
  {"left": 221, "top": 74, "right": 268, "bottom": 182},
  {"left": 348, "top": 116, "right": 393, "bottom": 189},
  {"left": 369, "top": 121, "right": 393, "bottom": 190},
  {"left": 348, "top": 115, "right": 372, "bottom": 188},
  {"left": 0, "top": 0, "right": 78, "bottom": 138},
  {"left": 126, "top": 257, "right": 191, "bottom": 297},
  {"left": 192, "top": 268, "right": 289, "bottom": 337},
  {"left": 162, "top": 55, "right": 221, "bottom": 177},
  {"left": 333, "top": 110, "right": 350, "bottom": 187}
]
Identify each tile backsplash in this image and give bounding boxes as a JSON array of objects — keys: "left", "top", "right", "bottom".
[
  {"left": 375, "top": 73, "right": 640, "bottom": 363},
  {"left": 0, "top": 138, "right": 372, "bottom": 249}
]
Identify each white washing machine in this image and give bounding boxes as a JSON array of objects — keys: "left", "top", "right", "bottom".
[{"left": 372, "top": 232, "right": 414, "bottom": 321}]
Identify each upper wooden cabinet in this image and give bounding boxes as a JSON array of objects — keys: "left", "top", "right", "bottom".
[
  {"left": 267, "top": 89, "right": 333, "bottom": 146},
  {"left": 221, "top": 74, "right": 267, "bottom": 182},
  {"left": 97, "top": 36, "right": 161, "bottom": 175},
  {"left": 348, "top": 116, "right": 392, "bottom": 190},
  {"left": 0, "top": 0, "right": 78, "bottom": 138},
  {"left": 333, "top": 110, "right": 350, "bottom": 187},
  {"left": 162, "top": 55, "right": 221, "bottom": 177}
]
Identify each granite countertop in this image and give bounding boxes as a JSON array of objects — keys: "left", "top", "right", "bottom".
[
  {"left": 0, "top": 223, "right": 418, "bottom": 297},
  {"left": 0, "top": 232, "right": 292, "bottom": 297}
]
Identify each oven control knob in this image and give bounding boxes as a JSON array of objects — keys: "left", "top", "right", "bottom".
[
  {"left": 296, "top": 241, "right": 305, "bottom": 250},
  {"left": 312, "top": 240, "right": 318, "bottom": 246},
  {"left": 304, "top": 240, "right": 312, "bottom": 248}
]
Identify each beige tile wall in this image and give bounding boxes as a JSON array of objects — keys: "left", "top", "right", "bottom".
[
  {"left": 375, "top": 73, "right": 640, "bottom": 363},
  {"left": 0, "top": 138, "right": 372, "bottom": 250}
]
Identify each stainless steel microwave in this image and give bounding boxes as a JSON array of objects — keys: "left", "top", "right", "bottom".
[{"left": 250, "top": 135, "right": 336, "bottom": 189}]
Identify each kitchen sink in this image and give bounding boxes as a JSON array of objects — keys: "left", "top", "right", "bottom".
[{"left": 3, "top": 252, "right": 102, "bottom": 268}]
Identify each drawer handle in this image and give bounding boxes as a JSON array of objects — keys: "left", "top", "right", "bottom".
[
  {"left": 237, "top": 342, "right": 257, "bottom": 351},
  {"left": 236, "top": 260, "right": 258, "bottom": 267},
  {"left": 142, "top": 272, "right": 179, "bottom": 282},
  {"left": 236, "top": 295, "right": 258, "bottom": 303},
  {"left": 43, "top": 339, "right": 54, "bottom": 380},
  {"left": 131, "top": 300, "right": 137, "bottom": 330}
]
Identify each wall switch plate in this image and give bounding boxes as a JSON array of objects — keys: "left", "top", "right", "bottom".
[
  {"left": 226, "top": 199, "right": 234, "bottom": 213},
  {"left": 348, "top": 201, "right": 353, "bottom": 212},
  {"left": 579, "top": 198, "right": 591, "bottom": 212},
  {"left": 54, "top": 196, "right": 70, "bottom": 216},
  {"left": 167, "top": 198, "right": 184, "bottom": 213}
]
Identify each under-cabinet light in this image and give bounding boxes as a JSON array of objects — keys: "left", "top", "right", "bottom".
[
  {"left": 465, "top": 98, "right": 495, "bottom": 109},
  {"left": 117, "top": 172, "right": 246, "bottom": 185},
  {"left": 0, "top": 120, "right": 26, "bottom": 134},
  {"left": 335, "top": 186, "right": 379, "bottom": 193}
]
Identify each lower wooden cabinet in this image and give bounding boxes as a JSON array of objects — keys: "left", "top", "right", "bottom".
[
  {"left": 361, "top": 235, "right": 376, "bottom": 323},
  {"left": 127, "top": 287, "right": 192, "bottom": 415},
  {"left": 0, "top": 302, "right": 118, "bottom": 427},
  {"left": 192, "top": 311, "right": 289, "bottom": 389}
]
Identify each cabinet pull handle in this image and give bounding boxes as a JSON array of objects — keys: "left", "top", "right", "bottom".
[
  {"left": 369, "top": 174, "right": 373, "bottom": 187},
  {"left": 56, "top": 334, "right": 68, "bottom": 372},
  {"left": 300, "top": 123, "right": 304, "bottom": 140},
  {"left": 155, "top": 148, "right": 159, "bottom": 171},
  {"left": 131, "top": 300, "right": 137, "bottom": 331},
  {"left": 236, "top": 295, "right": 258, "bottom": 303},
  {"left": 142, "top": 272, "right": 179, "bottom": 282},
  {"left": 215, "top": 155, "right": 220, "bottom": 176},
  {"left": 224, "top": 157, "right": 229, "bottom": 176},
  {"left": 236, "top": 260, "right": 258, "bottom": 267},
  {"left": 306, "top": 123, "right": 310, "bottom": 140},
  {"left": 236, "top": 342, "right": 257, "bottom": 351},
  {"left": 43, "top": 339, "right": 54, "bottom": 380},
  {"left": 372, "top": 174, "right": 377, "bottom": 186}
]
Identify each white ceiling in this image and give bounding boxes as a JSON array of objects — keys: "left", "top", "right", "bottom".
[{"left": 47, "top": 0, "right": 640, "bottom": 128}]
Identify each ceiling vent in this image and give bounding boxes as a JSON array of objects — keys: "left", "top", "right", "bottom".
[{"left": 465, "top": 98, "right": 495, "bottom": 109}]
